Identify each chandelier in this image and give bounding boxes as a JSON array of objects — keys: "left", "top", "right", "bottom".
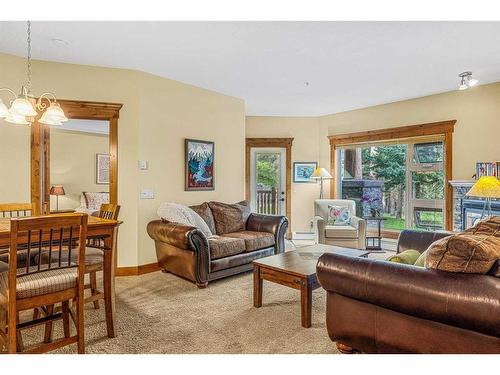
[{"left": 0, "top": 21, "right": 68, "bottom": 126}]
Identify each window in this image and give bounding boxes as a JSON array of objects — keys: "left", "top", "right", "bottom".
[{"left": 338, "top": 137, "right": 445, "bottom": 232}]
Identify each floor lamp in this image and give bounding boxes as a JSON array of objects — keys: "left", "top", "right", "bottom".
[
  {"left": 466, "top": 176, "right": 500, "bottom": 219},
  {"left": 311, "top": 167, "right": 333, "bottom": 199}
]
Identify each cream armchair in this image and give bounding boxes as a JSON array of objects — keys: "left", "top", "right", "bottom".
[{"left": 313, "top": 199, "right": 366, "bottom": 249}]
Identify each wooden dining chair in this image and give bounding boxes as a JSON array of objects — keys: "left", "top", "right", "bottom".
[
  {"left": 0, "top": 214, "right": 88, "bottom": 353},
  {"left": 0, "top": 203, "right": 36, "bottom": 267},
  {"left": 41, "top": 204, "right": 120, "bottom": 340},
  {"left": 0, "top": 203, "right": 35, "bottom": 218}
]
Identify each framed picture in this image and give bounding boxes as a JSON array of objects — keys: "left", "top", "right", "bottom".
[
  {"left": 293, "top": 162, "right": 317, "bottom": 183},
  {"left": 96, "top": 154, "right": 110, "bottom": 184},
  {"left": 185, "top": 139, "right": 215, "bottom": 191}
]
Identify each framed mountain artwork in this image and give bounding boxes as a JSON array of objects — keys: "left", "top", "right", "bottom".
[{"left": 185, "top": 139, "right": 215, "bottom": 191}]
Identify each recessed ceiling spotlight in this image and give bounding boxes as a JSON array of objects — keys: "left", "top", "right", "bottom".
[
  {"left": 51, "top": 38, "right": 69, "bottom": 47},
  {"left": 458, "top": 71, "right": 478, "bottom": 91}
]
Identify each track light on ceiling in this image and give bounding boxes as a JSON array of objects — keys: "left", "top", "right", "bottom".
[{"left": 458, "top": 71, "right": 479, "bottom": 91}]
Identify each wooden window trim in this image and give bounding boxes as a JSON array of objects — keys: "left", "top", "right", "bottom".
[
  {"left": 31, "top": 99, "right": 123, "bottom": 215},
  {"left": 328, "top": 120, "right": 456, "bottom": 231},
  {"left": 245, "top": 138, "right": 293, "bottom": 236}
]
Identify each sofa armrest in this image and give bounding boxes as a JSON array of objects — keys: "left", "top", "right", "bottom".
[
  {"left": 312, "top": 216, "right": 326, "bottom": 244},
  {"left": 316, "top": 253, "right": 500, "bottom": 338},
  {"left": 246, "top": 213, "right": 288, "bottom": 254},
  {"left": 350, "top": 216, "right": 366, "bottom": 248},
  {"left": 147, "top": 219, "right": 201, "bottom": 250},
  {"left": 147, "top": 219, "right": 210, "bottom": 284}
]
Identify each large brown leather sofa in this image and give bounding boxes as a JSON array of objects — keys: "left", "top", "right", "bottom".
[
  {"left": 147, "top": 202, "right": 288, "bottom": 288},
  {"left": 316, "top": 230, "right": 500, "bottom": 354}
]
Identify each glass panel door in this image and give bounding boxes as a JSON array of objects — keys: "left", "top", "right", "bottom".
[{"left": 250, "top": 147, "right": 286, "bottom": 215}]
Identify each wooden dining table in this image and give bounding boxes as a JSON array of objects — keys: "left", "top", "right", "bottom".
[{"left": 0, "top": 214, "right": 121, "bottom": 338}]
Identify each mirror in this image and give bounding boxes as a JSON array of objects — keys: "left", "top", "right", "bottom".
[{"left": 49, "top": 119, "right": 110, "bottom": 214}]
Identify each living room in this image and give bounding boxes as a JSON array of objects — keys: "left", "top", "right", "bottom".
[{"left": 1, "top": 1, "right": 499, "bottom": 373}]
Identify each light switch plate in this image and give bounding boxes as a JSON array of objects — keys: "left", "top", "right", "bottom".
[
  {"left": 140, "top": 189, "right": 154, "bottom": 199},
  {"left": 138, "top": 160, "right": 148, "bottom": 170}
]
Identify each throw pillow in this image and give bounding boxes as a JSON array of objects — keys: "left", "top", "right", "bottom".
[
  {"left": 208, "top": 201, "right": 251, "bottom": 235},
  {"left": 426, "top": 216, "right": 500, "bottom": 274},
  {"left": 328, "top": 205, "right": 350, "bottom": 226},
  {"left": 190, "top": 202, "right": 217, "bottom": 234},
  {"left": 157, "top": 202, "right": 213, "bottom": 238},
  {"left": 385, "top": 249, "right": 421, "bottom": 265},
  {"left": 414, "top": 250, "right": 427, "bottom": 267}
]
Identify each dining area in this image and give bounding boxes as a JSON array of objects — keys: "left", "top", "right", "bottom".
[
  {"left": 0, "top": 79, "right": 124, "bottom": 353},
  {"left": 0, "top": 202, "right": 121, "bottom": 353}
]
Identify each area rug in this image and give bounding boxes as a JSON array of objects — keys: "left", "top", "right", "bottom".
[{"left": 20, "top": 270, "right": 339, "bottom": 354}]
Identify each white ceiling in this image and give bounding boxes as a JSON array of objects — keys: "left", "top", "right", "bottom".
[{"left": 1, "top": 21, "right": 500, "bottom": 116}]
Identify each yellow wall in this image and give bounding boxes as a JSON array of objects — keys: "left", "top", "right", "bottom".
[
  {"left": 0, "top": 52, "right": 245, "bottom": 267},
  {"left": 0, "top": 121, "right": 31, "bottom": 203},
  {"left": 50, "top": 129, "right": 109, "bottom": 210},
  {"left": 246, "top": 82, "right": 500, "bottom": 233}
]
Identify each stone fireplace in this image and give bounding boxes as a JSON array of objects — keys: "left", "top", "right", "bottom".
[{"left": 449, "top": 180, "right": 500, "bottom": 231}]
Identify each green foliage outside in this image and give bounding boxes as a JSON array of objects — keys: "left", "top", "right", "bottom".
[
  {"left": 360, "top": 143, "right": 444, "bottom": 227},
  {"left": 256, "top": 154, "right": 279, "bottom": 189}
]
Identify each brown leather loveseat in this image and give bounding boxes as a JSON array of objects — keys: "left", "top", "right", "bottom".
[
  {"left": 147, "top": 201, "right": 288, "bottom": 288},
  {"left": 316, "top": 230, "right": 500, "bottom": 353}
]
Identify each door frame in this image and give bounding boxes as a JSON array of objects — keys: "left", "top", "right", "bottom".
[
  {"left": 31, "top": 99, "right": 123, "bottom": 214},
  {"left": 328, "top": 120, "right": 456, "bottom": 231},
  {"left": 245, "top": 138, "right": 293, "bottom": 234}
]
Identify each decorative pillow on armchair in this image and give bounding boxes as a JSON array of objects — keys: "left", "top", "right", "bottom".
[{"left": 328, "top": 205, "right": 351, "bottom": 226}]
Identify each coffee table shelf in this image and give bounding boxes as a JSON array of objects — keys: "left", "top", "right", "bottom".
[{"left": 253, "top": 244, "right": 369, "bottom": 328}]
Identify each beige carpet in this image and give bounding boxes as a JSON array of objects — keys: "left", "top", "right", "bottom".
[{"left": 19, "top": 270, "right": 339, "bottom": 354}]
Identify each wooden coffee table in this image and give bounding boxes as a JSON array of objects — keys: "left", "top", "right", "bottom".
[{"left": 253, "top": 244, "right": 369, "bottom": 328}]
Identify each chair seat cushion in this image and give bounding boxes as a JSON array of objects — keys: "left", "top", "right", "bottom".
[
  {"left": 325, "top": 225, "right": 358, "bottom": 239},
  {"left": 208, "top": 236, "right": 245, "bottom": 259},
  {"left": 38, "top": 248, "right": 104, "bottom": 272},
  {"left": 0, "top": 267, "right": 77, "bottom": 299},
  {"left": 224, "top": 231, "right": 275, "bottom": 252}
]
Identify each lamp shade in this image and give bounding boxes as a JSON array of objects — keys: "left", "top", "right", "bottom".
[
  {"left": 39, "top": 102, "right": 68, "bottom": 125},
  {"left": 466, "top": 176, "right": 500, "bottom": 198},
  {"left": 49, "top": 185, "right": 65, "bottom": 196},
  {"left": 0, "top": 99, "right": 9, "bottom": 118},
  {"left": 311, "top": 167, "right": 333, "bottom": 179},
  {"left": 10, "top": 97, "right": 37, "bottom": 117}
]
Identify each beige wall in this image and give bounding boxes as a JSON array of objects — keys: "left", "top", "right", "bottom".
[
  {"left": 0, "top": 52, "right": 245, "bottom": 268},
  {"left": 0, "top": 122, "right": 31, "bottom": 203},
  {"left": 247, "top": 82, "right": 500, "bottom": 233},
  {"left": 50, "top": 129, "right": 109, "bottom": 210}
]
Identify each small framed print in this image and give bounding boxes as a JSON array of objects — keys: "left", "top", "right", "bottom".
[
  {"left": 293, "top": 162, "right": 317, "bottom": 183},
  {"left": 96, "top": 154, "right": 110, "bottom": 185}
]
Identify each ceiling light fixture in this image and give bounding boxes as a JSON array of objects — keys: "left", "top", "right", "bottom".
[
  {"left": 0, "top": 21, "right": 68, "bottom": 126},
  {"left": 458, "top": 71, "right": 479, "bottom": 91}
]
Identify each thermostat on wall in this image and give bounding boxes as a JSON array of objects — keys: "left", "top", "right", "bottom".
[
  {"left": 140, "top": 189, "right": 154, "bottom": 199},
  {"left": 138, "top": 160, "right": 148, "bottom": 170}
]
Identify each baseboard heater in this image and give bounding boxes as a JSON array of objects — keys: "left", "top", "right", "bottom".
[{"left": 292, "top": 231, "right": 315, "bottom": 240}]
